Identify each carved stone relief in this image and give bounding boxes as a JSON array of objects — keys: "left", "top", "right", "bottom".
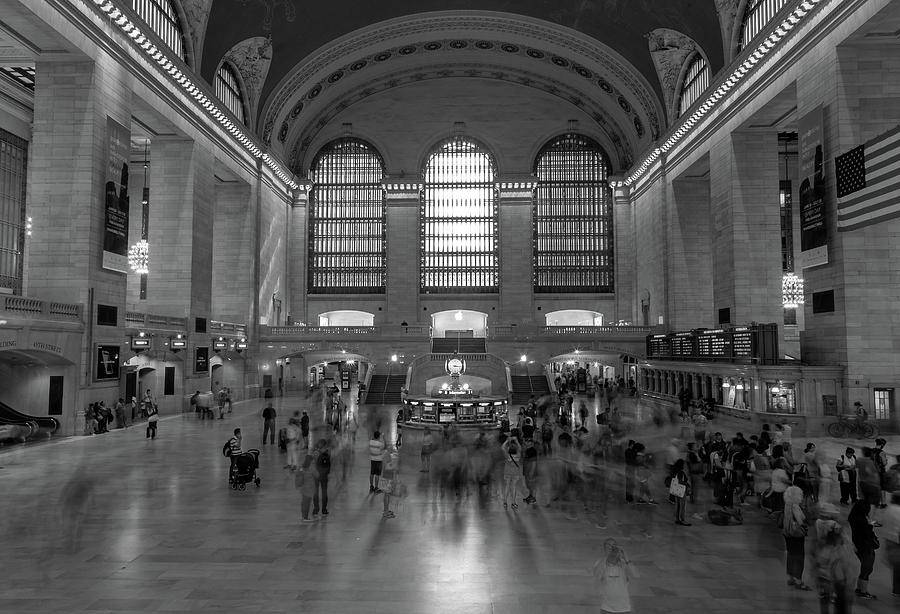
[
  {"left": 714, "top": 0, "right": 742, "bottom": 62},
  {"left": 224, "top": 36, "right": 273, "bottom": 124},
  {"left": 646, "top": 28, "right": 699, "bottom": 126},
  {"left": 180, "top": 0, "right": 213, "bottom": 69}
]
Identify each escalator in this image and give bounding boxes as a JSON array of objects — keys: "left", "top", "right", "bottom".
[{"left": 0, "top": 399, "right": 59, "bottom": 441}]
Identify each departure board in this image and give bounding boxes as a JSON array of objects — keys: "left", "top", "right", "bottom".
[{"left": 646, "top": 323, "right": 778, "bottom": 363}]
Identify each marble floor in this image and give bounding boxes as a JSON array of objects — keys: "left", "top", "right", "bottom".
[{"left": 0, "top": 392, "right": 896, "bottom": 614}]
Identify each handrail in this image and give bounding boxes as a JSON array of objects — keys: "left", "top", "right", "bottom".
[{"left": 263, "top": 324, "right": 430, "bottom": 338}]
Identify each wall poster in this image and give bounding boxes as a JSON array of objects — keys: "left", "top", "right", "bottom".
[
  {"left": 95, "top": 345, "right": 121, "bottom": 381},
  {"left": 102, "top": 117, "right": 130, "bottom": 273},
  {"left": 195, "top": 346, "right": 209, "bottom": 373},
  {"left": 798, "top": 106, "right": 828, "bottom": 268}
]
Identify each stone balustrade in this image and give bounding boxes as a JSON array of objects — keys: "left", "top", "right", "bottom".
[{"left": 1, "top": 296, "right": 83, "bottom": 322}]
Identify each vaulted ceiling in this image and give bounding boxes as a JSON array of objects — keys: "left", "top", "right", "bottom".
[{"left": 195, "top": 0, "right": 729, "bottom": 173}]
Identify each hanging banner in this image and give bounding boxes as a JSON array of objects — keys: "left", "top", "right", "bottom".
[
  {"left": 798, "top": 106, "right": 828, "bottom": 268},
  {"left": 102, "top": 117, "right": 130, "bottom": 273}
]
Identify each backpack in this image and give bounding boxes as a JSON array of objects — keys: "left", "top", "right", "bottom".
[
  {"left": 222, "top": 440, "right": 231, "bottom": 457},
  {"left": 316, "top": 449, "right": 331, "bottom": 472},
  {"left": 873, "top": 449, "right": 887, "bottom": 474}
]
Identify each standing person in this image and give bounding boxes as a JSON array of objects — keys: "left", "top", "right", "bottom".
[
  {"left": 295, "top": 455, "right": 316, "bottom": 522},
  {"left": 873, "top": 438, "right": 889, "bottom": 508},
  {"left": 261, "top": 402, "right": 277, "bottom": 445},
  {"left": 522, "top": 437, "right": 538, "bottom": 505},
  {"left": 783, "top": 485, "right": 812, "bottom": 590},
  {"left": 624, "top": 440, "right": 636, "bottom": 504},
  {"left": 225, "top": 387, "right": 233, "bottom": 413},
  {"left": 217, "top": 388, "right": 227, "bottom": 419},
  {"left": 541, "top": 418, "right": 554, "bottom": 456},
  {"left": 813, "top": 504, "right": 859, "bottom": 614},
  {"left": 671, "top": 459, "right": 691, "bottom": 526},
  {"left": 312, "top": 438, "right": 331, "bottom": 518},
  {"left": 368, "top": 430, "right": 386, "bottom": 493},
  {"left": 882, "top": 491, "right": 900, "bottom": 597},
  {"left": 346, "top": 410, "right": 358, "bottom": 444},
  {"left": 577, "top": 401, "right": 589, "bottom": 429},
  {"left": 395, "top": 408, "right": 404, "bottom": 447},
  {"left": 837, "top": 448, "right": 858, "bottom": 506},
  {"left": 848, "top": 499, "right": 878, "bottom": 599},
  {"left": 420, "top": 427, "right": 434, "bottom": 472},
  {"left": 591, "top": 538, "right": 635, "bottom": 613},
  {"left": 381, "top": 446, "right": 401, "bottom": 519},
  {"left": 114, "top": 398, "right": 126, "bottom": 429},
  {"left": 145, "top": 403, "right": 159, "bottom": 439},
  {"left": 501, "top": 436, "right": 523, "bottom": 510},
  {"left": 856, "top": 448, "right": 882, "bottom": 508},
  {"left": 284, "top": 418, "right": 300, "bottom": 470},
  {"left": 82, "top": 404, "right": 95, "bottom": 436},
  {"left": 634, "top": 443, "right": 657, "bottom": 505},
  {"left": 300, "top": 410, "right": 310, "bottom": 450}
]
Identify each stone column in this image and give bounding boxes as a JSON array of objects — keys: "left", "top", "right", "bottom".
[
  {"left": 145, "top": 136, "right": 215, "bottom": 320},
  {"left": 709, "top": 130, "right": 782, "bottom": 326},
  {"left": 669, "top": 175, "right": 714, "bottom": 328},
  {"left": 288, "top": 187, "right": 309, "bottom": 325},
  {"left": 498, "top": 177, "right": 536, "bottom": 325},
  {"left": 612, "top": 183, "right": 635, "bottom": 322},
  {"left": 384, "top": 180, "right": 422, "bottom": 325}
]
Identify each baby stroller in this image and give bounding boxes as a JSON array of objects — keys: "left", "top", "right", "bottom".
[{"left": 229, "top": 449, "right": 261, "bottom": 490}]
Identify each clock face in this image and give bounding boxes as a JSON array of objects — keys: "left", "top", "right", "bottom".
[{"left": 447, "top": 358, "right": 463, "bottom": 374}]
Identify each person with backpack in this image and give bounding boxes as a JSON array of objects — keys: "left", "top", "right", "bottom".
[
  {"left": 873, "top": 438, "right": 889, "bottom": 508},
  {"left": 261, "top": 402, "right": 277, "bottom": 445},
  {"left": 284, "top": 418, "right": 301, "bottom": 470},
  {"left": 782, "top": 485, "right": 812, "bottom": 590},
  {"left": 312, "top": 438, "right": 331, "bottom": 518}
]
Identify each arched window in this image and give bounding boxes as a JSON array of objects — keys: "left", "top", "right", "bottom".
[
  {"left": 677, "top": 54, "right": 710, "bottom": 117},
  {"left": 0, "top": 128, "right": 28, "bottom": 295},
  {"left": 421, "top": 138, "right": 498, "bottom": 293},
  {"left": 132, "top": 0, "right": 187, "bottom": 62},
  {"left": 215, "top": 62, "right": 246, "bottom": 124},
  {"left": 533, "top": 134, "right": 613, "bottom": 293},
  {"left": 739, "top": 0, "right": 789, "bottom": 50},
  {"left": 309, "top": 138, "right": 386, "bottom": 294}
]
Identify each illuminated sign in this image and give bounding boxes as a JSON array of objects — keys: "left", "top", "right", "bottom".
[
  {"left": 213, "top": 340, "right": 228, "bottom": 351},
  {"left": 170, "top": 338, "right": 187, "bottom": 350}
]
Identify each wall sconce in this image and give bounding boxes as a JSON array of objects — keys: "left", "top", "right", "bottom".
[
  {"left": 722, "top": 380, "right": 731, "bottom": 388},
  {"left": 520, "top": 354, "right": 527, "bottom": 362}
]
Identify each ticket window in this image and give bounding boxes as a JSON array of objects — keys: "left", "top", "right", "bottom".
[{"left": 767, "top": 383, "right": 796, "bottom": 413}]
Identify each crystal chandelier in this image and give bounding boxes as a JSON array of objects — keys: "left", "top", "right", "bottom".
[
  {"left": 128, "top": 239, "right": 150, "bottom": 275},
  {"left": 782, "top": 273, "right": 804, "bottom": 308}
]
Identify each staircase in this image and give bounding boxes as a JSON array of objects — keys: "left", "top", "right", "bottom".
[
  {"left": 363, "top": 374, "right": 406, "bottom": 405},
  {"left": 431, "top": 337, "right": 486, "bottom": 354},
  {"left": 510, "top": 374, "right": 552, "bottom": 406}
]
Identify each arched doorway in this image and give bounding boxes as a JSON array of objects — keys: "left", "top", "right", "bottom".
[{"left": 431, "top": 309, "right": 488, "bottom": 338}]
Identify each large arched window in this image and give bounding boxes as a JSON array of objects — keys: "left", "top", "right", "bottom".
[
  {"left": 677, "top": 53, "right": 710, "bottom": 117},
  {"left": 132, "top": 0, "right": 187, "bottom": 62},
  {"left": 739, "top": 0, "right": 789, "bottom": 50},
  {"left": 533, "top": 134, "right": 613, "bottom": 293},
  {"left": 421, "top": 138, "right": 498, "bottom": 293},
  {"left": 0, "top": 129, "right": 28, "bottom": 295},
  {"left": 215, "top": 62, "right": 247, "bottom": 125},
  {"left": 308, "top": 139, "right": 386, "bottom": 294}
]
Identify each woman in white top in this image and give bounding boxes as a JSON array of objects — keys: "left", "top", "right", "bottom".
[
  {"left": 592, "top": 538, "right": 635, "bottom": 613},
  {"left": 501, "top": 437, "right": 523, "bottom": 510}
]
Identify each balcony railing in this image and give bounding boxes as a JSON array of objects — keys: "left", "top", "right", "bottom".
[
  {"left": 262, "top": 325, "right": 431, "bottom": 339},
  {"left": 259, "top": 324, "right": 651, "bottom": 341},
  {"left": 210, "top": 319, "right": 248, "bottom": 337},
  {"left": 2, "top": 296, "right": 83, "bottom": 323},
  {"left": 125, "top": 311, "right": 187, "bottom": 331}
]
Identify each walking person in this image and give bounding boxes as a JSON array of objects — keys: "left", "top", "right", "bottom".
[
  {"left": 624, "top": 440, "right": 636, "bottom": 503},
  {"left": 114, "top": 398, "right": 126, "bottom": 429},
  {"left": 300, "top": 410, "right": 310, "bottom": 450},
  {"left": 882, "top": 491, "right": 900, "bottom": 597},
  {"left": 591, "top": 538, "right": 636, "bottom": 613},
  {"left": 368, "top": 430, "right": 386, "bottom": 493},
  {"left": 145, "top": 403, "right": 159, "bottom": 439},
  {"left": 261, "top": 402, "right": 277, "bottom": 445},
  {"left": 295, "top": 455, "right": 316, "bottom": 522},
  {"left": 813, "top": 504, "right": 859, "bottom": 614},
  {"left": 783, "top": 485, "right": 812, "bottom": 590},
  {"left": 848, "top": 499, "right": 879, "bottom": 599},
  {"left": 420, "top": 427, "right": 434, "bottom": 472}
]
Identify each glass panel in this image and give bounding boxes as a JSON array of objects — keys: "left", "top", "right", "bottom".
[
  {"left": 873, "top": 389, "right": 892, "bottom": 421},
  {"left": 677, "top": 55, "right": 709, "bottom": 117},
  {"left": 421, "top": 138, "right": 498, "bottom": 293},
  {"left": 308, "top": 139, "right": 386, "bottom": 294},
  {"left": 0, "top": 129, "right": 28, "bottom": 295},
  {"left": 0, "top": 66, "right": 35, "bottom": 91},
  {"left": 132, "top": 0, "right": 186, "bottom": 61},
  {"left": 533, "top": 134, "right": 613, "bottom": 293},
  {"left": 215, "top": 63, "right": 246, "bottom": 125},
  {"left": 739, "top": 0, "right": 790, "bottom": 51}
]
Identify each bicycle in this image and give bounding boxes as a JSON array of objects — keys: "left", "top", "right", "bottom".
[{"left": 826, "top": 415, "right": 878, "bottom": 439}]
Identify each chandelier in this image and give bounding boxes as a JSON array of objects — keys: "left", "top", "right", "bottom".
[
  {"left": 128, "top": 240, "right": 150, "bottom": 275},
  {"left": 782, "top": 273, "right": 804, "bottom": 308}
]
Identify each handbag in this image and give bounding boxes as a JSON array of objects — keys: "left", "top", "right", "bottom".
[
  {"left": 377, "top": 475, "right": 394, "bottom": 493},
  {"left": 669, "top": 479, "right": 686, "bottom": 498}
]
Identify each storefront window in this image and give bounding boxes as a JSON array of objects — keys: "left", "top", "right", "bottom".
[{"left": 767, "top": 382, "right": 796, "bottom": 413}]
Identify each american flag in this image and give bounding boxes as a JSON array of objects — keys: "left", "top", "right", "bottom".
[{"left": 835, "top": 125, "right": 900, "bottom": 232}]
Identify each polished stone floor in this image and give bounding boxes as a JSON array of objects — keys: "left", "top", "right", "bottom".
[{"left": 0, "top": 392, "right": 896, "bottom": 613}]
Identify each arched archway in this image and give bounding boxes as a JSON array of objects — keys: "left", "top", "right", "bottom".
[{"left": 431, "top": 309, "right": 488, "bottom": 338}]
